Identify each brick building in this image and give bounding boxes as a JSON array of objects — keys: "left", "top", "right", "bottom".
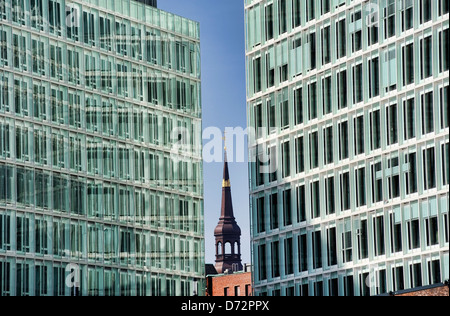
[
  {"left": 388, "top": 282, "right": 449, "bottom": 297},
  {"left": 206, "top": 267, "right": 253, "bottom": 297}
]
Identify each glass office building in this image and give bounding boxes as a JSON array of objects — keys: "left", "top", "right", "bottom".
[
  {"left": 0, "top": 0, "right": 204, "bottom": 296},
  {"left": 245, "top": 0, "right": 449, "bottom": 296}
]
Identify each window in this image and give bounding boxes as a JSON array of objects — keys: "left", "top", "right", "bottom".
[
  {"left": 420, "top": 36, "right": 432, "bottom": 80},
  {"left": 14, "top": 78, "right": 28, "bottom": 117},
  {"left": 17, "top": 213, "right": 31, "bottom": 253},
  {"left": 322, "top": 76, "right": 332, "bottom": 115},
  {"left": 283, "top": 189, "right": 292, "bottom": 227},
  {"left": 370, "top": 109, "right": 381, "bottom": 151},
  {"left": 284, "top": 237, "right": 293, "bottom": 275},
  {"left": 354, "top": 115, "right": 365, "bottom": 156},
  {"left": 387, "top": 103, "right": 398, "bottom": 146},
  {"left": 12, "top": 0, "right": 25, "bottom": 25},
  {"left": 350, "top": 11, "right": 362, "bottom": 53},
  {"left": 321, "top": 0, "right": 330, "bottom": 15},
  {"left": 0, "top": 260, "right": 11, "bottom": 296},
  {"left": 327, "top": 227, "right": 337, "bottom": 266},
  {"left": 357, "top": 220, "right": 369, "bottom": 260},
  {"left": 342, "top": 225, "right": 352, "bottom": 264},
  {"left": 32, "top": 38, "right": 45, "bottom": 76},
  {"left": 383, "top": 47, "right": 397, "bottom": 92},
  {"left": 0, "top": 211, "right": 11, "bottom": 251},
  {"left": 83, "top": 11, "right": 95, "bottom": 46},
  {"left": 322, "top": 26, "right": 331, "bottom": 65},
  {"left": 340, "top": 172, "right": 350, "bottom": 211},
  {"left": 256, "top": 197, "right": 265, "bottom": 234},
  {"left": 308, "top": 81, "right": 317, "bottom": 120},
  {"left": 49, "top": 0, "right": 61, "bottom": 35},
  {"left": 67, "top": 47, "right": 80, "bottom": 85},
  {"left": 253, "top": 57, "right": 262, "bottom": 93},
  {"left": 439, "top": 0, "right": 449, "bottom": 15},
  {"left": 35, "top": 217, "right": 49, "bottom": 255},
  {"left": 443, "top": 143, "right": 449, "bottom": 186},
  {"left": 402, "top": 43, "right": 414, "bottom": 86},
  {"left": 338, "top": 121, "right": 349, "bottom": 161},
  {"left": 423, "top": 147, "right": 436, "bottom": 190},
  {"left": 337, "top": 69, "right": 347, "bottom": 109},
  {"left": 271, "top": 241, "right": 280, "bottom": 278},
  {"left": 292, "top": 0, "right": 301, "bottom": 28},
  {"left": 408, "top": 218, "right": 420, "bottom": 250},
  {"left": 258, "top": 244, "right": 267, "bottom": 281},
  {"left": 425, "top": 216, "right": 439, "bottom": 247},
  {"left": 30, "top": 0, "right": 44, "bottom": 31},
  {"left": 306, "top": 33, "right": 316, "bottom": 71},
  {"left": 278, "top": 0, "right": 287, "bottom": 35},
  {"left": 266, "top": 51, "right": 275, "bottom": 88},
  {"left": 419, "top": 0, "right": 432, "bottom": 24},
  {"left": 298, "top": 234, "right": 307, "bottom": 272},
  {"left": 294, "top": 87, "right": 303, "bottom": 125},
  {"left": 0, "top": 30, "right": 8, "bottom": 67},
  {"left": 344, "top": 275, "right": 354, "bottom": 296},
  {"left": 401, "top": 0, "right": 413, "bottom": 32},
  {"left": 336, "top": 19, "right": 346, "bottom": 59},
  {"left": 325, "top": 176, "right": 335, "bottom": 215},
  {"left": 373, "top": 215, "right": 385, "bottom": 256},
  {"left": 386, "top": 157, "right": 400, "bottom": 199},
  {"left": 12, "top": 33, "right": 27, "bottom": 71},
  {"left": 296, "top": 185, "right": 306, "bottom": 223},
  {"left": 312, "top": 231, "right": 322, "bottom": 269},
  {"left": 428, "top": 260, "right": 441, "bottom": 285},
  {"left": 295, "top": 136, "right": 304, "bottom": 174},
  {"left": 384, "top": 0, "right": 396, "bottom": 39},
  {"left": 270, "top": 193, "right": 279, "bottom": 231},
  {"left": 290, "top": 38, "right": 302, "bottom": 77},
  {"left": 116, "top": 21, "right": 128, "bottom": 56},
  {"left": 390, "top": 211, "right": 403, "bottom": 253},
  {"left": 0, "top": 120, "right": 11, "bottom": 159},
  {"left": 403, "top": 97, "right": 416, "bottom": 140},
  {"left": 265, "top": 4, "right": 274, "bottom": 41},
  {"left": 421, "top": 91, "right": 435, "bottom": 135},
  {"left": 100, "top": 16, "right": 112, "bottom": 51},
  {"left": 393, "top": 266, "right": 405, "bottom": 291},
  {"left": 16, "top": 261, "right": 31, "bottom": 296},
  {"left": 281, "top": 98, "right": 289, "bottom": 130},
  {"left": 371, "top": 161, "right": 383, "bottom": 203},
  {"left": 50, "top": 43, "right": 63, "bottom": 80},
  {"left": 355, "top": 167, "right": 366, "bottom": 207},
  {"left": 306, "top": 0, "right": 315, "bottom": 22},
  {"left": 368, "top": 57, "right": 380, "bottom": 98},
  {"left": 309, "top": 131, "right": 319, "bottom": 169},
  {"left": 410, "top": 263, "right": 423, "bottom": 288},
  {"left": 0, "top": 73, "right": 9, "bottom": 113},
  {"left": 311, "top": 180, "right": 320, "bottom": 219},
  {"left": 440, "top": 86, "right": 449, "bottom": 129},
  {"left": 439, "top": 29, "right": 449, "bottom": 73},
  {"left": 353, "top": 64, "right": 363, "bottom": 104},
  {"left": 405, "top": 152, "right": 418, "bottom": 195},
  {"left": 323, "top": 125, "right": 333, "bottom": 165}
]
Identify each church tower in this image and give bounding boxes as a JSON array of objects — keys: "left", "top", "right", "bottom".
[{"left": 214, "top": 143, "right": 243, "bottom": 274}]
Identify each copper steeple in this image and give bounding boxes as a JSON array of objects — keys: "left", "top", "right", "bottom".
[{"left": 214, "top": 137, "right": 243, "bottom": 274}]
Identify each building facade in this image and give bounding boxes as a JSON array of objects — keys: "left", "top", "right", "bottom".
[
  {"left": 0, "top": 0, "right": 204, "bottom": 296},
  {"left": 206, "top": 269, "right": 253, "bottom": 297},
  {"left": 245, "top": 0, "right": 449, "bottom": 296}
]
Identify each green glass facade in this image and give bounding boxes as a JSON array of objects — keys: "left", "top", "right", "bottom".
[
  {"left": 246, "top": 0, "right": 449, "bottom": 296},
  {"left": 0, "top": 0, "right": 204, "bottom": 296}
]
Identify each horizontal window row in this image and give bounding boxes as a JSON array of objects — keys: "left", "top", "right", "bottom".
[
  {"left": 0, "top": 166, "right": 203, "bottom": 232},
  {"left": 254, "top": 254, "right": 448, "bottom": 296},
  {"left": 0, "top": 0, "right": 200, "bottom": 63},
  {"left": 251, "top": 83, "right": 448, "bottom": 155},
  {"left": 0, "top": 212, "right": 202, "bottom": 274},
  {"left": 248, "top": 26, "right": 448, "bottom": 98},
  {"left": 246, "top": 0, "right": 449, "bottom": 51},
  {"left": 0, "top": 73, "right": 201, "bottom": 149},
  {"left": 0, "top": 121, "right": 202, "bottom": 192},
  {"left": 0, "top": 257, "right": 202, "bottom": 296},
  {"left": 0, "top": 31, "right": 201, "bottom": 115},
  {"left": 254, "top": 200, "right": 448, "bottom": 281}
]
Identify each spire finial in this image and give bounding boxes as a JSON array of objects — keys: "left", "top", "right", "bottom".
[{"left": 223, "top": 130, "right": 227, "bottom": 151}]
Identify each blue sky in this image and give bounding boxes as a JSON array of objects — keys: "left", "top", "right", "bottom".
[{"left": 158, "top": 0, "right": 250, "bottom": 264}]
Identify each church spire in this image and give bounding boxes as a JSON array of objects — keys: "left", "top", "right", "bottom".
[{"left": 214, "top": 132, "right": 243, "bottom": 274}]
